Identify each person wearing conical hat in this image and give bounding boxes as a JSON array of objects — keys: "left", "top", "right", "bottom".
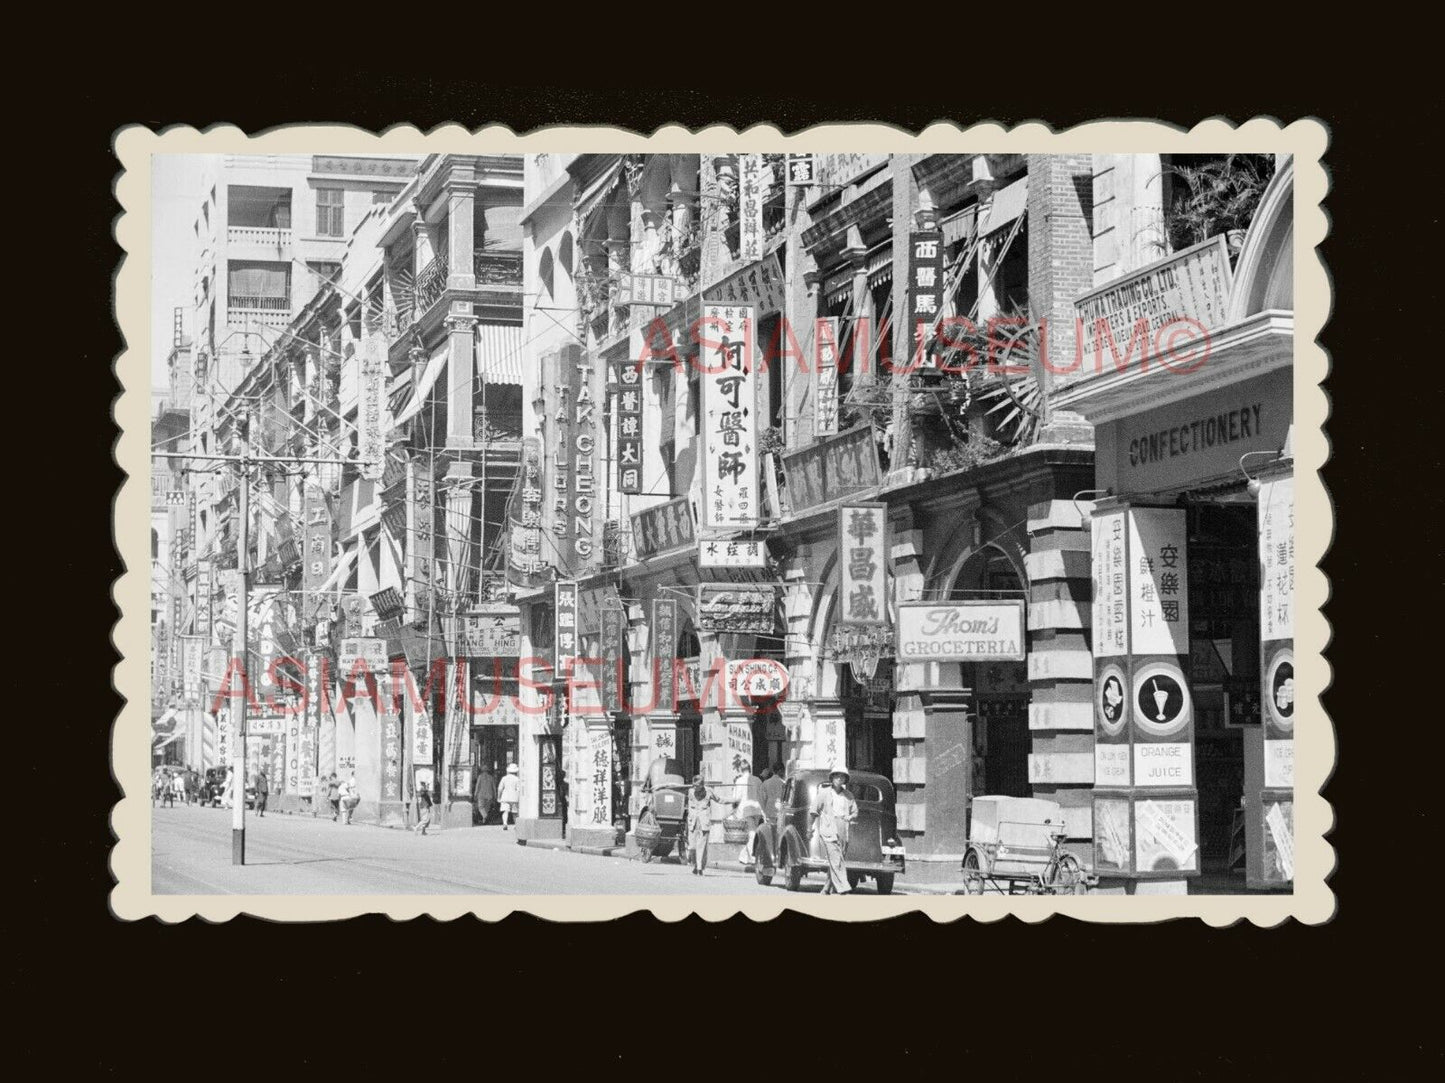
[{"left": 810, "top": 766, "right": 859, "bottom": 894}]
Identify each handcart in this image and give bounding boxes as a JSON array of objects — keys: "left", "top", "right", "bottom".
[{"left": 957, "top": 796, "right": 1094, "bottom": 895}]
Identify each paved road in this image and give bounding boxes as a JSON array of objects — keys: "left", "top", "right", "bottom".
[{"left": 151, "top": 805, "right": 795, "bottom": 895}]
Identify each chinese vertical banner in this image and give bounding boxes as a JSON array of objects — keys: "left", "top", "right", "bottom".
[
  {"left": 652, "top": 598, "right": 677, "bottom": 712},
  {"left": 301, "top": 483, "right": 332, "bottom": 623},
  {"left": 700, "top": 304, "right": 757, "bottom": 529},
  {"left": 1090, "top": 505, "right": 1198, "bottom": 878},
  {"left": 555, "top": 580, "right": 579, "bottom": 682},
  {"left": 785, "top": 153, "right": 816, "bottom": 186},
  {"left": 358, "top": 334, "right": 386, "bottom": 481},
  {"left": 1258, "top": 474, "right": 1294, "bottom": 883},
  {"left": 381, "top": 701, "right": 404, "bottom": 805},
  {"left": 738, "top": 154, "right": 765, "bottom": 263},
  {"left": 908, "top": 229, "right": 944, "bottom": 365},
  {"left": 270, "top": 735, "right": 286, "bottom": 797},
  {"left": 814, "top": 317, "right": 840, "bottom": 438},
  {"left": 838, "top": 503, "right": 888, "bottom": 626},
  {"left": 615, "top": 357, "right": 643, "bottom": 495},
  {"left": 601, "top": 605, "right": 625, "bottom": 715},
  {"left": 412, "top": 703, "right": 434, "bottom": 766}
]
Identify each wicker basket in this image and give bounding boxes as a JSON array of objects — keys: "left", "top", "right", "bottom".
[
  {"left": 634, "top": 821, "right": 662, "bottom": 850},
  {"left": 722, "top": 818, "right": 750, "bottom": 845}
]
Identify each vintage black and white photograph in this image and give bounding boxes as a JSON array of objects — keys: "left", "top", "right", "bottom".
[{"left": 117, "top": 123, "right": 1329, "bottom": 919}]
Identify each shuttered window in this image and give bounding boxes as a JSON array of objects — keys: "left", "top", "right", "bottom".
[{"left": 316, "top": 188, "right": 345, "bottom": 237}]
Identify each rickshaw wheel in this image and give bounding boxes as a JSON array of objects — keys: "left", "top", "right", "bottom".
[
  {"left": 961, "top": 848, "right": 986, "bottom": 895},
  {"left": 1051, "top": 853, "right": 1088, "bottom": 895}
]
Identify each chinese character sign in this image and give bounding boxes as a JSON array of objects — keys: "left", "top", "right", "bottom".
[
  {"left": 615, "top": 357, "right": 644, "bottom": 495},
  {"left": 738, "top": 154, "right": 765, "bottom": 263},
  {"left": 701, "top": 305, "right": 758, "bottom": 529},
  {"left": 786, "top": 153, "right": 816, "bottom": 186},
  {"left": 412, "top": 706, "right": 433, "bottom": 766},
  {"left": 381, "top": 705, "right": 404, "bottom": 804},
  {"left": 652, "top": 598, "right": 677, "bottom": 712},
  {"left": 601, "top": 606, "right": 625, "bottom": 715},
  {"left": 358, "top": 335, "right": 386, "bottom": 481},
  {"left": 632, "top": 496, "right": 695, "bottom": 560},
  {"left": 1259, "top": 475, "right": 1294, "bottom": 792},
  {"left": 909, "top": 230, "right": 945, "bottom": 364},
  {"left": 555, "top": 580, "right": 579, "bottom": 680},
  {"left": 590, "top": 734, "right": 612, "bottom": 826},
  {"left": 301, "top": 485, "right": 333, "bottom": 623},
  {"left": 508, "top": 438, "right": 546, "bottom": 583},
  {"left": 699, "top": 538, "right": 767, "bottom": 569},
  {"left": 815, "top": 317, "right": 840, "bottom": 438},
  {"left": 839, "top": 503, "right": 887, "bottom": 626},
  {"left": 1128, "top": 508, "right": 1190, "bottom": 657},
  {"left": 1091, "top": 510, "right": 1130, "bottom": 658}
]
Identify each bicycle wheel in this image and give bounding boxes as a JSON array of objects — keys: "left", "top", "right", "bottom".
[{"left": 1050, "top": 853, "right": 1088, "bottom": 895}]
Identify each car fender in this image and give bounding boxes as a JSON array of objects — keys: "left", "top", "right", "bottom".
[{"left": 778, "top": 823, "right": 810, "bottom": 866}]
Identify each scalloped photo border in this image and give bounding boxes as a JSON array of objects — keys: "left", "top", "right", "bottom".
[{"left": 111, "top": 118, "right": 1331, "bottom": 925}]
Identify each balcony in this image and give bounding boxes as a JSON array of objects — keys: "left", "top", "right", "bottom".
[{"left": 227, "top": 225, "right": 293, "bottom": 248}]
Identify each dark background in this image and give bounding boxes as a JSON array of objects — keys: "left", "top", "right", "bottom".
[{"left": 27, "top": 62, "right": 1432, "bottom": 1073}]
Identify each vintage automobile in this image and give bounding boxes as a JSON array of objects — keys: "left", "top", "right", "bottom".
[
  {"left": 635, "top": 757, "right": 692, "bottom": 863},
  {"left": 752, "top": 768, "right": 906, "bottom": 894}
]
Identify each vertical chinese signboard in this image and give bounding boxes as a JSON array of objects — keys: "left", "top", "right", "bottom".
[
  {"left": 701, "top": 304, "right": 757, "bottom": 529},
  {"left": 738, "top": 154, "right": 764, "bottom": 263},
  {"left": 1258, "top": 474, "right": 1294, "bottom": 883},
  {"left": 652, "top": 598, "right": 677, "bottom": 713},
  {"left": 615, "top": 357, "right": 643, "bottom": 495},
  {"left": 1090, "top": 505, "right": 1198, "bottom": 880},
  {"left": 508, "top": 438, "right": 545, "bottom": 584},
  {"left": 301, "top": 483, "right": 332, "bottom": 623},
  {"left": 908, "top": 229, "right": 944, "bottom": 365},
  {"left": 298, "top": 723, "right": 316, "bottom": 799},
  {"left": 838, "top": 504, "right": 888, "bottom": 626},
  {"left": 555, "top": 580, "right": 579, "bottom": 681},
  {"left": 600, "top": 604, "right": 625, "bottom": 715},
  {"left": 814, "top": 316, "right": 840, "bottom": 438},
  {"left": 785, "top": 153, "right": 816, "bottom": 187},
  {"left": 358, "top": 334, "right": 386, "bottom": 481},
  {"left": 381, "top": 702, "right": 403, "bottom": 807},
  {"left": 590, "top": 737, "right": 612, "bottom": 827}
]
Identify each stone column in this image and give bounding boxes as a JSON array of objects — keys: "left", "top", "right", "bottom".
[
  {"left": 445, "top": 311, "right": 477, "bottom": 450},
  {"left": 1091, "top": 154, "right": 1165, "bottom": 287},
  {"left": 441, "top": 472, "right": 475, "bottom": 826},
  {"left": 446, "top": 174, "right": 476, "bottom": 292},
  {"left": 1026, "top": 499, "right": 1096, "bottom": 864},
  {"left": 781, "top": 561, "right": 817, "bottom": 768}
]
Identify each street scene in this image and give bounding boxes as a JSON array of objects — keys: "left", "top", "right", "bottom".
[{"left": 148, "top": 144, "right": 1298, "bottom": 898}]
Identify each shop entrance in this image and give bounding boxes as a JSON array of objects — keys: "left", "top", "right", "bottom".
[
  {"left": 471, "top": 726, "right": 519, "bottom": 824},
  {"left": 1186, "top": 500, "right": 1258, "bottom": 877}
]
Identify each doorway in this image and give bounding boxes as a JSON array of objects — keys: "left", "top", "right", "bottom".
[{"left": 472, "top": 726, "right": 518, "bottom": 824}]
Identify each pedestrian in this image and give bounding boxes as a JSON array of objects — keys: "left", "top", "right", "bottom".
[
  {"left": 412, "top": 779, "right": 434, "bottom": 836},
  {"left": 326, "top": 774, "right": 340, "bottom": 821},
  {"left": 254, "top": 768, "right": 269, "bottom": 817},
  {"left": 732, "top": 758, "right": 765, "bottom": 865},
  {"left": 763, "top": 761, "right": 785, "bottom": 813},
  {"left": 221, "top": 767, "right": 236, "bottom": 809},
  {"left": 496, "top": 763, "right": 521, "bottom": 831},
  {"left": 686, "top": 773, "right": 725, "bottom": 876},
  {"left": 172, "top": 771, "right": 186, "bottom": 807},
  {"left": 339, "top": 775, "right": 359, "bottom": 825},
  {"left": 810, "top": 766, "right": 859, "bottom": 895},
  {"left": 184, "top": 769, "right": 199, "bottom": 806},
  {"left": 161, "top": 770, "right": 176, "bottom": 808},
  {"left": 473, "top": 764, "right": 497, "bottom": 825}
]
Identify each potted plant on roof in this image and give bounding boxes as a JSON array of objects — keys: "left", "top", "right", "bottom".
[{"left": 1167, "top": 155, "right": 1275, "bottom": 260}]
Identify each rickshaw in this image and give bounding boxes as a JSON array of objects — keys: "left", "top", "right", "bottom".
[
  {"left": 634, "top": 757, "right": 691, "bottom": 863},
  {"left": 958, "top": 796, "right": 1094, "bottom": 895}
]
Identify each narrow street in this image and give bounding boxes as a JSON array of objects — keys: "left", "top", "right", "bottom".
[{"left": 152, "top": 806, "right": 789, "bottom": 895}]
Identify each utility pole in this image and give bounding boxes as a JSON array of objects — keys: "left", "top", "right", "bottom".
[{"left": 233, "top": 430, "right": 250, "bottom": 865}]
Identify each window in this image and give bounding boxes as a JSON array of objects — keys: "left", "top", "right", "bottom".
[
  {"left": 227, "top": 185, "right": 290, "bottom": 229},
  {"left": 317, "top": 188, "right": 345, "bottom": 237},
  {"left": 538, "top": 247, "right": 555, "bottom": 300},
  {"left": 228, "top": 261, "right": 290, "bottom": 311}
]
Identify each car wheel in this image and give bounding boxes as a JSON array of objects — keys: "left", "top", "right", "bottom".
[
  {"left": 783, "top": 844, "right": 805, "bottom": 892},
  {"left": 875, "top": 873, "right": 895, "bottom": 896},
  {"left": 754, "top": 840, "right": 774, "bottom": 886}
]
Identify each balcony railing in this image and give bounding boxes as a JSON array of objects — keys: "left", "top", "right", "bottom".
[
  {"left": 414, "top": 254, "right": 448, "bottom": 316},
  {"left": 228, "top": 294, "right": 289, "bottom": 311},
  {"left": 227, "top": 226, "right": 293, "bottom": 247}
]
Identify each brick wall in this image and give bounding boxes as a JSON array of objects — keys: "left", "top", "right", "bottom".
[{"left": 1027, "top": 154, "right": 1095, "bottom": 394}]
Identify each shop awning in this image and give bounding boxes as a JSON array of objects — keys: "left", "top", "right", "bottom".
[
  {"left": 392, "top": 348, "right": 448, "bottom": 426},
  {"left": 315, "top": 545, "right": 358, "bottom": 601},
  {"left": 979, "top": 175, "right": 1029, "bottom": 236},
  {"left": 477, "top": 322, "right": 523, "bottom": 385},
  {"left": 942, "top": 205, "right": 978, "bottom": 248},
  {"left": 154, "top": 729, "right": 184, "bottom": 750}
]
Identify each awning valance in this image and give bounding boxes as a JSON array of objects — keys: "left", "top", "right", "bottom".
[
  {"left": 980, "top": 175, "right": 1029, "bottom": 236},
  {"left": 392, "top": 347, "right": 448, "bottom": 426}
]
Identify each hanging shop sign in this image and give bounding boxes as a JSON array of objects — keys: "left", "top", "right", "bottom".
[
  {"left": 269, "top": 735, "right": 285, "bottom": 797},
  {"left": 1072, "top": 235, "right": 1233, "bottom": 380},
  {"left": 896, "top": 600, "right": 1025, "bottom": 662},
  {"left": 298, "top": 725, "right": 316, "bottom": 798},
  {"left": 908, "top": 229, "right": 945, "bottom": 361},
  {"left": 697, "top": 584, "right": 775, "bottom": 635},
  {"left": 358, "top": 334, "right": 386, "bottom": 481},
  {"left": 1127, "top": 508, "right": 1190, "bottom": 657},
  {"left": 196, "top": 560, "right": 213, "bottom": 637},
  {"left": 338, "top": 637, "right": 386, "bottom": 675},
  {"left": 839, "top": 503, "right": 888, "bottom": 626},
  {"left": 704, "top": 250, "right": 786, "bottom": 316},
  {"left": 1092, "top": 511, "right": 1129, "bottom": 658},
  {"left": 814, "top": 316, "right": 840, "bottom": 438},
  {"left": 339, "top": 594, "right": 366, "bottom": 638},
  {"left": 780, "top": 426, "right": 881, "bottom": 515},
  {"left": 632, "top": 496, "right": 695, "bottom": 560},
  {"left": 727, "top": 658, "right": 789, "bottom": 702},
  {"left": 615, "top": 271, "right": 683, "bottom": 309},
  {"left": 555, "top": 580, "right": 579, "bottom": 679},
  {"left": 600, "top": 605, "right": 626, "bottom": 715},
  {"left": 285, "top": 715, "right": 302, "bottom": 796},
  {"left": 508, "top": 438, "right": 546, "bottom": 583},
  {"left": 412, "top": 462, "right": 437, "bottom": 610},
  {"left": 381, "top": 703, "right": 404, "bottom": 804},
  {"left": 652, "top": 598, "right": 678, "bottom": 713},
  {"left": 699, "top": 537, "right": 767, "bottom": 569},
  {"left": 785, "top": 153, "right": 816, "bottom": 187},
  {"left": 301, "top": 485, "right": 333, "bottom": 623},
  {"left": 738, "top": 154, "right": 765, "bottom": 263},
  {"left": 816, "top": 153, "right": 887, "bottom": 190},
  {"left": 615, "top": 356, "right": 644, "bottom": 495},
  {"left": 700, "top": 304, "right": 758, "bottom": 529},
  {"left": 830, "top": 625, "right": 894, "bottom": 683},
  {"left": 460, "top": 605, "right": 522, "bottom": 658}
]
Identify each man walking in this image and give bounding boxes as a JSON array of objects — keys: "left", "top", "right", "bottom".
[
  {"left": 254, "top": 768, "right": 269, "bottom": 817},
  {"left": 412, "top": 780, "right": 434, "bottom": 837},
  {"left": 810, "top": 766, "right": 859, "bottom": 894},
  {"left": 496, "top": 764, "right": 521, "bottom": 831}
]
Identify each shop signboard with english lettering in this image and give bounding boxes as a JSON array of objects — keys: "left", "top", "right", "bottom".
[{"left": 896, "top": 601, "right": 1025, "bottom": 662}]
